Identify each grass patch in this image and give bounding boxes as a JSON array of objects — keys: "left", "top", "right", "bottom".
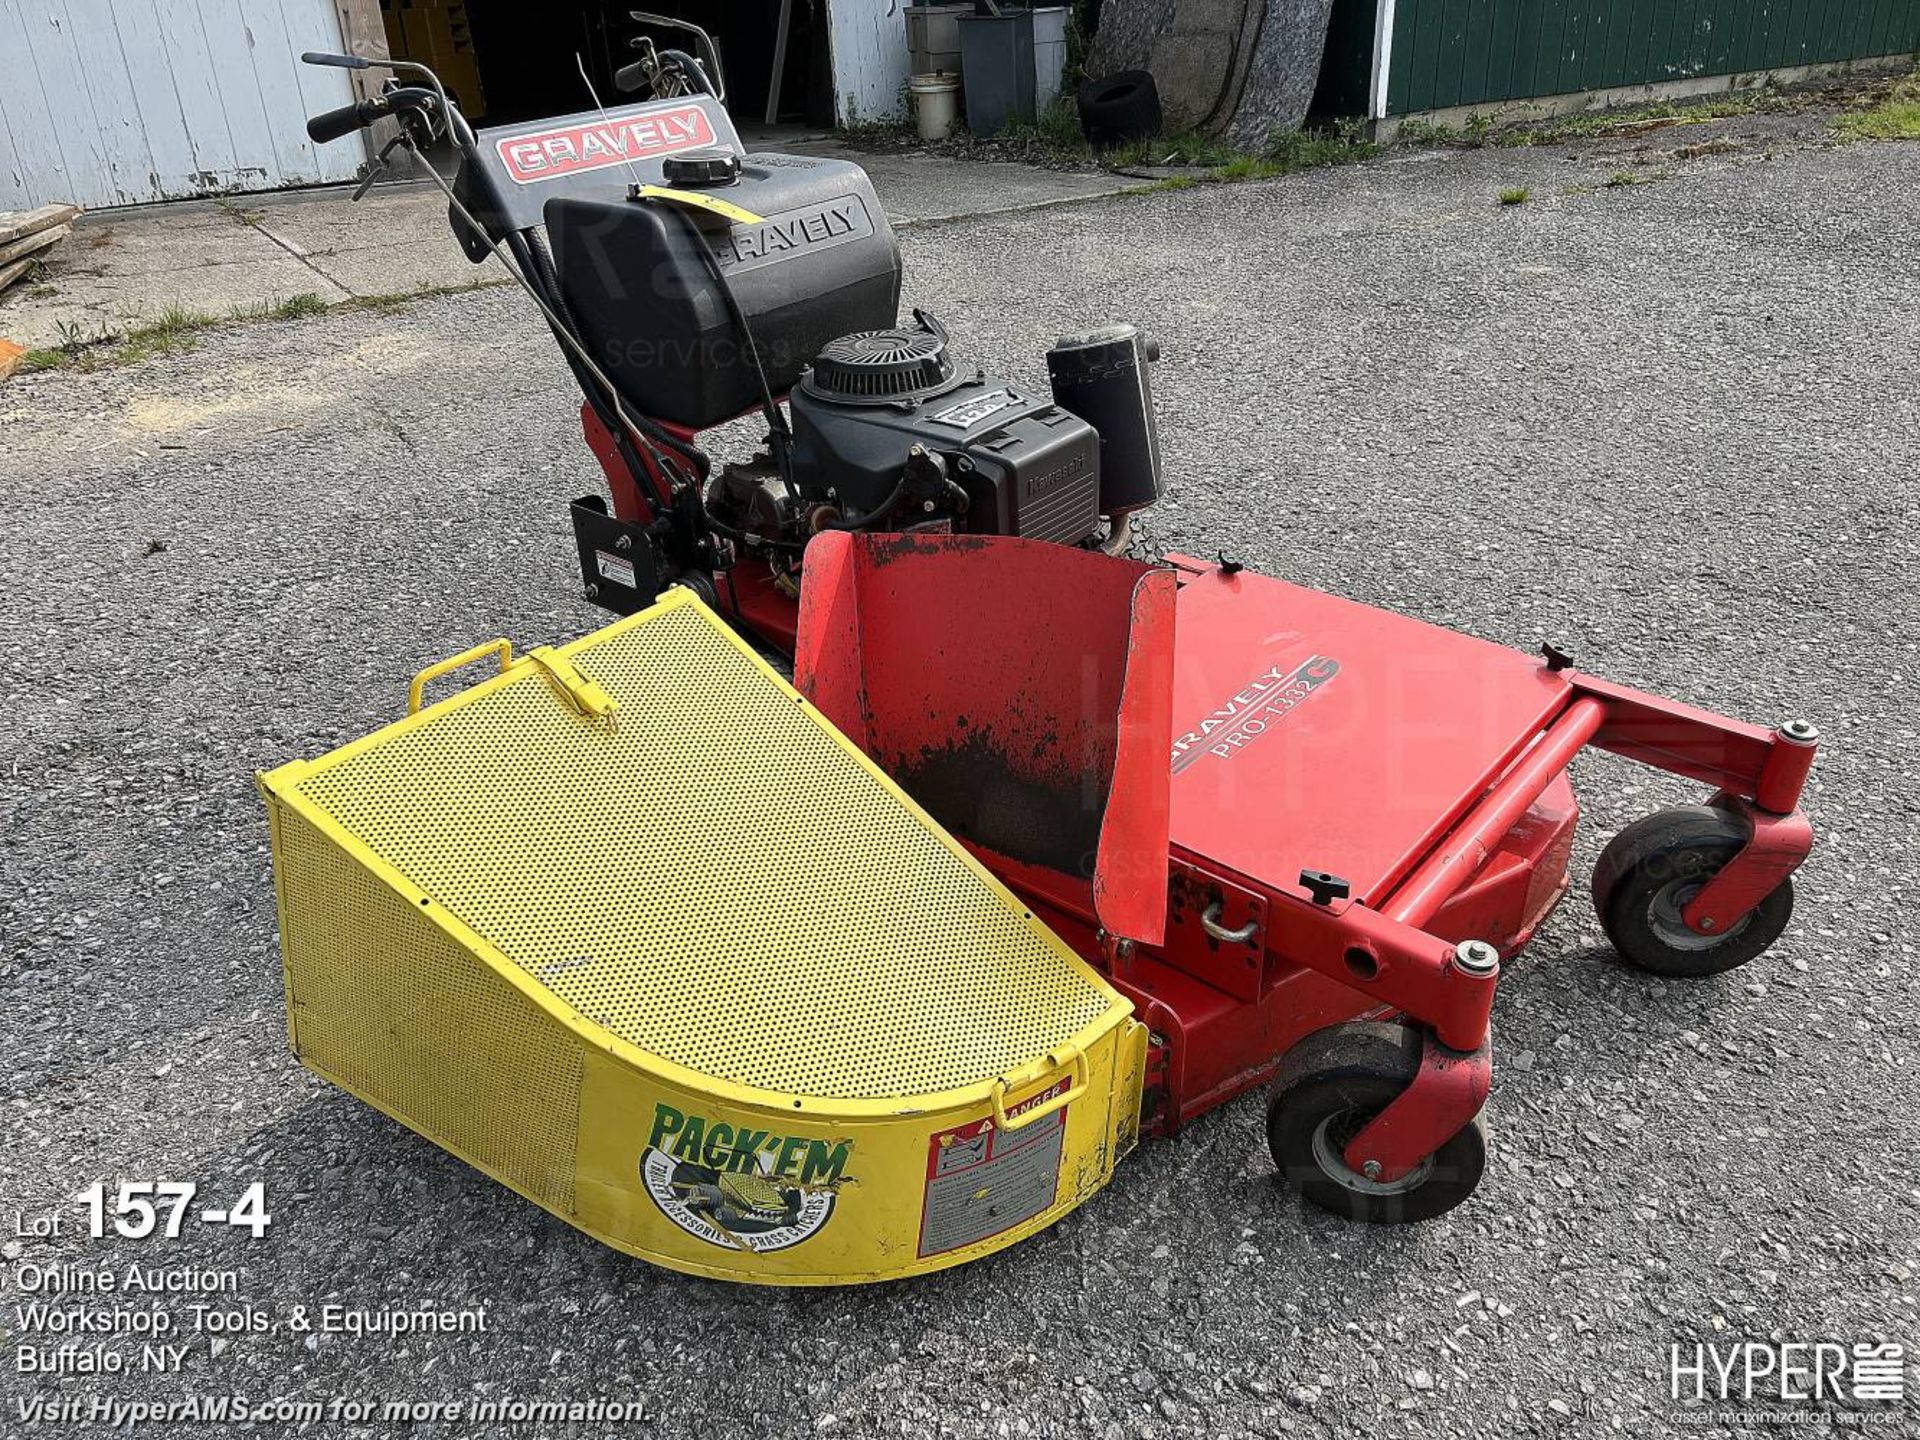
[
  {"left": 1498, "top": 187, "right": 1531, "bottom": 205},
  {"left": 8, "top": 277, "right": 516, "bottom": 381},
  {"left": 1116, "top": 123, "right": 1378, "bottom": 191},
  {"left": 1673, "top": 136, "right": 1743, "bottom": 159},
  {"left": 277, "top": 291, "right": 330, "bottom": 319},
  {"left": 1835, "top": 72, "right": 1920, "bottom": 140},
  {"left": 341, "top": 277, "right": 505, "bottom": 315},
  {"left": 1399, "top": 87, "right": 1796, "bottom": 149},
  {"left": 229, "top": 291, "right": 332, "bottom": 322},
  {"left": 1603, "top": 169, "right": 1660, "bottom": 187},
  {"left": 216, "top": 196, "right": 268, "bottom": 227},
  {"left": 114, "top": 305, "right": 218, "bottom": 364},
  {"left": 995, "top": 97, "right": 1092, "bottom": 156},
  {"left": 16, "top": 348, "right": 73, "bottom": 374}
]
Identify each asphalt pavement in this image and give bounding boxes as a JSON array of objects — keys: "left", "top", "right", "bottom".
[{"left": 3, "top": 117, "right": 1918, "bottom": 1439}]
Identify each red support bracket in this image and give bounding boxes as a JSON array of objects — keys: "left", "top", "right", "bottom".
[
  {"left": 1343, "top": 1029, "right": 1492, "bottom": 1185},
  {"left": 1277, "top": 898, "right": 1501, "bottom": 1052},
  {"left": 1681, "top": 795, "right": 1814, "bottom": 936}
]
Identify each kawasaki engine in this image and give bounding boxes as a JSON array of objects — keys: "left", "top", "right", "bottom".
[
  {"left": 708, "top": 313, "right": 1163, "bottom": 563},
  {"left": 527, "top": 114, "right": 1162, "bottom": 607}
]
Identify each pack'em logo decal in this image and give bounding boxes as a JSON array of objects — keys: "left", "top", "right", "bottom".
[{"left": 640, "top": 1103, "right": 851, "bottom": 1252}]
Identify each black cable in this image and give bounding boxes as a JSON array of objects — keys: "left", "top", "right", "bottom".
[
  {"left": 818, "top": 476, "right": 910, "bottom": 532},
  {"left": 671, "top": 210, "right": 800, "bottom": 503},
  {"left": 703, "top": 511, "right": 805, "bottom": 554},
  {"left": 520, "top": 226, "right": 700, "bottom": 490}
]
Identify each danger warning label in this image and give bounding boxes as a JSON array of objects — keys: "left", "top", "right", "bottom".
[{"left": 918, "top": 1080, "right": 1068, "bottom": 1258}]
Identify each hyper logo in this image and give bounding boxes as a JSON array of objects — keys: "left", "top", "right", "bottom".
[
  {"left": 495, "top": 105, "right": 715, "bottom": 184},
  {"left": 640, "top": 1103, "right": 851, "bottom": 1253},
  {"left": 1171, "top": 656, "right": 1340, "bottom": 774}
]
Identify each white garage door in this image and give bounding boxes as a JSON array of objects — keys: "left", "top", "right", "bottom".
[{"left": 0, "top": 0, "right": 365, "bottom": 210}]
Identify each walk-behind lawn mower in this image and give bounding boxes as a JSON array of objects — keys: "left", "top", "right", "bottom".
[{"left": 260, "top": 30, "right": 1818, "bottom": 1284}]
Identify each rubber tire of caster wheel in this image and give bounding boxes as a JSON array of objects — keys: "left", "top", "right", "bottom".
[
  {"left": 1592, "top": 804, "right": 1793, "bottom": 978},
  {"left": 1267, "top": 1021, "right": 1487, "bottom": 1224},
  {"left": 1077, "top": 70, "right": 1163, "bottom": 149}
]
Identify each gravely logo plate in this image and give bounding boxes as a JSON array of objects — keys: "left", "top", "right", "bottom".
[{"left": 495, "top": 105, "right": 715, "bottom": 185}]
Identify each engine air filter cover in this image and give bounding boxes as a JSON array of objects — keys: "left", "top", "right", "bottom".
[{"left": 806, "top": 321, "right": 954, "bottom": 400}]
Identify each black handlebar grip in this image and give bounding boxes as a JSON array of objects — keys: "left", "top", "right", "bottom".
[
  {"left": 301, "top": 50, "right": 371, "bottom": 69},
  {"left": 307, "top": 99, "right": 381, "bottom": 144}
]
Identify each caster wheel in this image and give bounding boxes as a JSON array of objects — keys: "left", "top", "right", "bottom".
[
  {"left": 1592, "top": 804, "right": 1793, "bottom": 978},
  {"left": 1266, "top": 1022, "right": 1487, "bottom": 1224}
]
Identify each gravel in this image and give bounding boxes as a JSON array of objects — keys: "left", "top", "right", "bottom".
[{"left": 3, "top": 122, "right": 1917, "bottom": 1439}]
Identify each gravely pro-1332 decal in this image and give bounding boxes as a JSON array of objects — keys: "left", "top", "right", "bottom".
[
  {"left": 1172, "top": 655, "right": 1340, "bottom": 774},
  {"left": 495, "top": 105, "right": 715, "bottom": 184}
]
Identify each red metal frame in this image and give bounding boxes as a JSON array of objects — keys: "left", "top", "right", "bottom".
[
  {"left": 582, "top": 424, "right": 1819, "bottom": 1178},
  {"left": 1344, "top": 1032, "right": 1492, "bottom": 1184},
  {"left": 786, "top": 541, "right": 1816, "bottom": 1172},
  {"left": 1683, "top": 795, "right": 1815, "bottom": 934}
]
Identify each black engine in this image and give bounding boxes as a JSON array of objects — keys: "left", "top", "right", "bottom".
[
  {"left": 527, "top": 114, "right": 1162, "bottom": 609},
  {"left": 709, "top": 312, "right": 1160, "bottom": 558}
]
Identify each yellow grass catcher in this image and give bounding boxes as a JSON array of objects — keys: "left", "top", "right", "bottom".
[{"left": 259, "top": 588, "right": 1145, "bottom": 1284}]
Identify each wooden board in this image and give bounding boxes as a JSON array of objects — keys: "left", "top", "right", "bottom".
[
  {"left": 0, "top": 256, "right": 37, "bottom": 295},
  {"left": 0, "top": 224, "right": 71, "bottom": 271},
  {"left": 0, "top": 204, "right": 80, "bottom": 248}
]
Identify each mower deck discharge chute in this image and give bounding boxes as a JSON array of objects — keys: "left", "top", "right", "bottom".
[
  {"left": 259, "top": 591, "right": 1144, "bottom": 1284},
  {"left": 795, "top": 532, "right": 1178, "bottom": 947}
]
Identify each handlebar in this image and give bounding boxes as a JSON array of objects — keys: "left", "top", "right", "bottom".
[
  {"left": 307, "top": 98, "right": 386, "bottom": 144},
  {"left": 305, "top": 86, "right": 440, "bottom": 145},
  {"left": 300, "top": 50, "right": 371, "bottom": 70}
]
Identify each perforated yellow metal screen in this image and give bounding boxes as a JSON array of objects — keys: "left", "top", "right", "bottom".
[
  {"left": 275, "top": 808, "right": 585, "bottom": 1207},
  {"left": 277, "top": 591, "right": 1122, "bottom": 1101}
]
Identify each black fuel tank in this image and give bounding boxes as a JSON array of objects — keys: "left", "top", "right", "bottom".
[{"left": 547, "top": 154, "right": 902, "bottom": 429}]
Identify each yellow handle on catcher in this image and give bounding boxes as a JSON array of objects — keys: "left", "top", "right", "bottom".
[
  {"left": 990, "top": 1044, "right": 1089, "bottom": 1132},
  {"left": 408, "top": 639, "right": 513, "bottom": 715}
]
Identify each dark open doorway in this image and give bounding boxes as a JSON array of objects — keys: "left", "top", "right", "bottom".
[{"left": 381, "top": 0, "right": 833, "bottom": 131}]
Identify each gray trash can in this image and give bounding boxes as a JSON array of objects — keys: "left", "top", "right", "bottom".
[
  {"left": 957, "top": 6, "right": 1069, "bottom": 137},
  {"left": 907, "top": 2, "right": 972, "bottom": 78}
]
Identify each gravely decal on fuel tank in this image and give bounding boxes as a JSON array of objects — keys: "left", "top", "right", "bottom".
[
  {"left": 495, "top": 105, "right": 716, "bottom": 184},
  {"left": 719, "top": 197, "right": 875, "bottom": 274},
  {"left": 1171, "top": 656, "right": 1340, "bottom": 774},
  {"left": 640, "top": 1102, "right": 852, "bottom": 1253}
]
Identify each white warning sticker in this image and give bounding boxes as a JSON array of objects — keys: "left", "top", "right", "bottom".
[
  {"left": 594, "top": 550, "right": 637, "bottom": 589},
  {"left": 918, "top": 1080, "right": 1068, "bottom": 1258}
]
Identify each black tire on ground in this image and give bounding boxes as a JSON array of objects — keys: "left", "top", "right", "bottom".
[
  {"left": 1592, "top": 804, "right": 1793, "bottom": 978},
  {"left": 1266, "top": 1021, "right": 1487, "bottom": 1224},
  {"left": 1077, "top": 70, "right": 1163, "bottom": 148}
]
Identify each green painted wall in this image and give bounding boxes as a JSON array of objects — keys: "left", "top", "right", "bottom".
[{"left": 1313, "top": 0, "right": 1920, "bottom": 118}]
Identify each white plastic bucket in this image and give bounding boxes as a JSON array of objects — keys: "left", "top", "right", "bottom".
[{"left": 911, "top": 71, "right": 962, "bottom": 142}]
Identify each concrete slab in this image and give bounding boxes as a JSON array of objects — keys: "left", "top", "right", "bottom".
[
  {"left": 787, "top": 138, "right": 1133, "bottom": 223},
  {"left": 297, "top": 241, "right": 490, "bottom": 299},
  {"left": 0, "top": 141, "right": 1132, "bottom": 352},
  {"left": 2, "top": 245, "right": 350, "bottom": 348}
]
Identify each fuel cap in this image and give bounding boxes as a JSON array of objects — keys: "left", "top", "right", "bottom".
[{"left": 662, "top": 148, "right": 741, "bottom": 188}]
